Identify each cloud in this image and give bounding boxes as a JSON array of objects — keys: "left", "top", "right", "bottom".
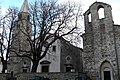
[{"left": 1, "top": 7, "right": 7, "bottom": 15}]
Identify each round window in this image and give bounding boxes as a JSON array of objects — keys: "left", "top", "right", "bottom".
[{"left": 66, "top": 56, "right": 71, "bottom": 61}]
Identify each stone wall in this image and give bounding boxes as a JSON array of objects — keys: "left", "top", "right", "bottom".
[
  {"left": 0, "top": 73, "right": 11, "bottom": 80},
  {"left": 14, "top": 72, "right": 86, "bottom": 80},
  {"left": 83, "top": 2, "right": 119, "bottom": 80},
  {"left": 60, "top": 38, "right": 83, "bottom": 72}
]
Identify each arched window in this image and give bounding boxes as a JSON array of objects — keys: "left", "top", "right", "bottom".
[
  {"left": 88, "top": 13, "right": 91, "bottom": 22},
  {"left": 66, "top": 56, "right": 72, "bottom": 63},
  {"left": 22, "top": 62, "right": 28, "bottom": 72},
  {"left": 98, "top": 6, "right": 105, "bottom": 19}
]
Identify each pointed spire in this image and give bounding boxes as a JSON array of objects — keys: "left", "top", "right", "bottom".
[{"left": 20, "top": 0, "right": 29, "bottom": 13}]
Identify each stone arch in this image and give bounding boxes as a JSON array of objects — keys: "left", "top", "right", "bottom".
[
  {"left": 86, "top": 2, "right": 112, "bottom": 22},
  {"left": 97, "top": 5, "right": 105, "bottom": 19},
  {"left": 97, "top": 5, "right": 104, "bottom": 10},
  {"left": 100, "top": 60, "right": 113, "bottom": 80},
  {"left": 83, "top": 10, "right": 91, "bottom": 23}
]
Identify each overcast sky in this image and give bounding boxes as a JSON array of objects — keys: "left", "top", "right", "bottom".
[
  {"left": 59, "top": 0, "right": 120, "bottom": 24},
  {"left": 0, "top": 0, "right": 120, "bottom": 24}
]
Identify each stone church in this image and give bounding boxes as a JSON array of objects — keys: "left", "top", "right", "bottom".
[
  {"left": 82, "top": 1, "right": 120, "bottom": 80},
  {"left": 7, "top": 0, "right": 83, "bottom": 74},
  {"left": 2, "top": 0, "right": 120, "bottom": 80}
]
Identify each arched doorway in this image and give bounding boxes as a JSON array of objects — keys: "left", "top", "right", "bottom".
[{"left": 100, "top": 61, "right": 113, "bottom": 80}]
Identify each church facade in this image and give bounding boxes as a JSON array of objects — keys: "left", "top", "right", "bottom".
[
  {"left": 82, "top": 2, "right": 120, "bottom": 80},
  {"left": 3, "top": 0, "right": 120, "bottom": 80},
  {"left": 7, "top": 0, "right": 83, "bottom": 74}
]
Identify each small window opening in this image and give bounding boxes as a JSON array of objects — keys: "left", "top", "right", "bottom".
[
  {"left": 42, "top": 65, "right": 49, "bottom": 72},
  {"left": 22, "top": 62, "right": 28, "bottom": 72},
  {"left": 27, "top": 15, "right": 30, "bottom": 21},
  {"left": 88, "top": 13, "right": 91, "bottom": 22},
  {"left": 66, "top": 56, "right": 71, "bottom": 61},
  {"left": 52, "top": 45, "right": 56, "bottom": 52},
  {"left": 98, "top": 8, "right": 104, "bottom": 19},
  {"left": 66, "top": 56, "right": 72, "bottom": 63}
]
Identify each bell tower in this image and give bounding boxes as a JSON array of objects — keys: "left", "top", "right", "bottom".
[
  {"left": 8, "top": 0, "right": 32, "bottom": 73},
  {"left": 83, "top": 2, "right": 118, "bottom": 80}
]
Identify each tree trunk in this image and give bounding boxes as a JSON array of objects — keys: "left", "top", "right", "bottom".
[
  {"left": 31, "top": 61, "right": 39, "bottom": 72},
  {"left": 2, "top": 60, "right": 7, "bottom": 73}
]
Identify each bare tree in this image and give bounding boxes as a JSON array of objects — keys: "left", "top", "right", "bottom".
[
  {"left": 12, "top": 0, "right": 82, "bottom": 72},
  {"left": 0, "top": 8, "right": 18, "bottom": 73}
]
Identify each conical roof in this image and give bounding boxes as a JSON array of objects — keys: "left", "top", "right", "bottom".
[{"left": 20, "top": 0, "right": 29, "bottom": 13}]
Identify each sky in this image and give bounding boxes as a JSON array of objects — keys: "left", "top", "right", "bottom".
[
  {"left": 59, "top": 0, "right": 120, "bottom": 24},
  {"left": 0, "top": 0, "right": 120, "bottom": 24}
]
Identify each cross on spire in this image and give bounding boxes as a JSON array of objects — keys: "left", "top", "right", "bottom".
[{"left": 20, "top": 0, "right": 29, "bottom": 13}]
